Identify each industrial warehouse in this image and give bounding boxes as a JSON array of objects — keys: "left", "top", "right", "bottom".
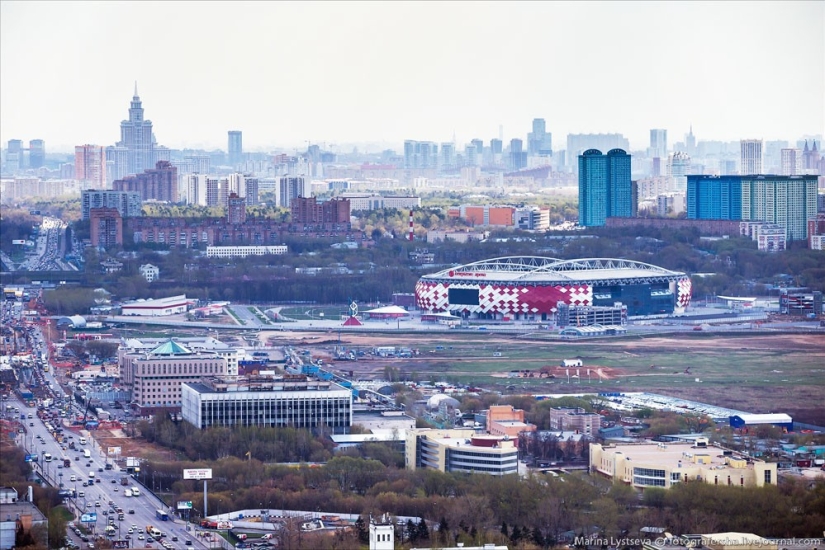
[{"left": 415, "top": 256, "right": 691, "bottom": 321}]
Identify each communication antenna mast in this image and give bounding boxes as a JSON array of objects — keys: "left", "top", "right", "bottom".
[{"left": 408, "top": 209, "right": 414, "bottom": 242}]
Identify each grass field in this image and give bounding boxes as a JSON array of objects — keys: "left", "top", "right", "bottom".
[{"left": 275, "top": 331, "right": 825, "bottom": 425}]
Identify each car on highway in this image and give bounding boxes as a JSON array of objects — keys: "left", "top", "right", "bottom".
[{"left": 138, "top": 535, "right": 145, "bottom": 541}]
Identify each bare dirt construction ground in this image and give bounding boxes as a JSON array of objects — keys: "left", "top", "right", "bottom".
[{"left": 260, "top": 330, "right": 825, "bottom": 426}]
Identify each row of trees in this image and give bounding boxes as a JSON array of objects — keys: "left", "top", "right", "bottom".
[
  {"left": 0, "top": 446, "right": 70, "bottom": 549},
  {"left": 136, "top": 446, "right": 825, "bottom": 543}
]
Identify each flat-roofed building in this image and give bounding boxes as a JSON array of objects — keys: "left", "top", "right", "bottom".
[
  {"left": 121, "top": 294, "right": 191, "bottom": 316},
  {"left": 549, "top": 407, "right": 602, "bottom": 435},
  {"left": 120, "top": 336, "right": 239, "bottom": 377},
  {"left": 590, "top": 440, "right": 778, "bottom": 489},
  {"left": 118, "top": 339, "right": 228, "bottom": 415},
  {"left": 486, "top": 405, "right": 536, "bottom": 438},
  {"left": 405, "top": 428, "right": 519, "bottom": 476},
  {"left": 181, "top": 375, "right": 352, "bottom": 433},
  {"left": 206, "top": 245, "right": 288, "bottom": 258}
]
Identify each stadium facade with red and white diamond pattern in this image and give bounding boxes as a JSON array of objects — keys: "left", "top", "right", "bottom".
[{"left": 415, "top": 256, "right": 691, "bottom": 320}]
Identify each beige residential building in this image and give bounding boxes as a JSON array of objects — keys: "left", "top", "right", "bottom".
[
  {"left": 406, "top": 428, "right": 519, "bottom": 476},
  {"left": 119, "top": 340, "right": 228, "bottom": 415},
  {"left": 590, "top": 439, "right": 777, "bottom": 489},
  {"left": 549, "top": 407, "right": 602, "bottom": 436},
  {"left": 486, "top": 405, "right": 536, "bottom": 438}
]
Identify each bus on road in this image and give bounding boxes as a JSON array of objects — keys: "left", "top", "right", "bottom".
[{"left": 156, "top": 510, "right": 169, "bottom": 521}]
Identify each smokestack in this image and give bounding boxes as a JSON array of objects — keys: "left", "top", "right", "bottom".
[{"left": 409, "top": 210, "right": 414, "bottom": 242}]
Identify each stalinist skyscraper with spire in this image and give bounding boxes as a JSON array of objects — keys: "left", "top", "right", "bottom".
[{"left": 117, "top": 82, "right": 157, "bottom": 175}]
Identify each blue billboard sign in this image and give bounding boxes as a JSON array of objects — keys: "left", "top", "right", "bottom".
[
  {"left": 25, "top": 454, "right": 35, "bottom": 462},
  {"left": 80, "top": 513, "right": 97, "bottom": 523}
]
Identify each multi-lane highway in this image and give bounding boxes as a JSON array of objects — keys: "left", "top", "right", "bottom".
[{"left": 10, "top": 394, "right": 212, "bottom": 550}]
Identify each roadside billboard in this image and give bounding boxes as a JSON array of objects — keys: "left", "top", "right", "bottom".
[
  {"left": 107, "top": 446, "right": 122, "bottom": 455},
  {"left": 177, "top": 501, "right": 193, "bottom": 510},
  {"left": 80, "top": 513, "right": 97, "bottom": 523},
  {"left": 183, "top": 468, "right": 212, "bottom": 480}
]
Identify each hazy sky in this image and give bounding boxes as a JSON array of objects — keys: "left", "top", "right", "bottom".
[{"left": 1, "top": 1, "right": 823, "bottom": 153}]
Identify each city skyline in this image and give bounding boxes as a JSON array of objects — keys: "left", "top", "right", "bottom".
[{"left": 1, "top": 1, "right": 823, "bottom": 152}]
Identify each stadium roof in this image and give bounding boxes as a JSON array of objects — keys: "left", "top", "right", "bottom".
[{"left": 422, "top": 256, "right": 684, "bottom": 283}]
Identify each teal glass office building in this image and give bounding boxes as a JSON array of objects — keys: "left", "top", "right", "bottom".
[{"left": 578, "top": 149, "right": 632, "bottom": 226}]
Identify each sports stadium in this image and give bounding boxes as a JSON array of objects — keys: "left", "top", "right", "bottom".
[{"left": 415, "top": 257, "right": 691, "bottom": 321}]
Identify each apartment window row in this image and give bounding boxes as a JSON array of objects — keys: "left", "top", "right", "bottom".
[{"left": 140, "top": 363, "right": 221, "bottom": 375}]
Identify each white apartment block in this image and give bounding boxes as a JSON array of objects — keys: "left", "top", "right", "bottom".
[
  {"left": 206, "top": 245, "right": 288, "bottom": 258},
  {"left": 139, "top": 264, "right": 159, "bottom": 282},
  {"left": 339, "top": 194, "right": 421, "bottom": 211}
]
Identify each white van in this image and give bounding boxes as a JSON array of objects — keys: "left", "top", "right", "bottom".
[
  {"left": 88, "top": 471, "right": 95, "bottom": 479},
  {"left": 70, "top": 475, "right": 76, "bottom": 482},
  {"left": 79, "top": 437, "right": 87, "bottom": 445},
  {"left": 123, "top": 489, "right": 132, "bottom": 497},
  {"left": 83, "top": 449, "right": 91, "bottom": 459},
  {"left": 131, "top": 488, "right": 140, "bottom": 496}
]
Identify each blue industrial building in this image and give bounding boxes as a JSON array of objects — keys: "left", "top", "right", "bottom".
[{"left": 729, "top": 413, "right": 793, "bottom": 432}]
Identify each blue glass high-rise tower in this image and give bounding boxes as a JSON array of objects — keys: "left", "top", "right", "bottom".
[{"left": 578, "top": 148, "right": 632, "bottom": 226}]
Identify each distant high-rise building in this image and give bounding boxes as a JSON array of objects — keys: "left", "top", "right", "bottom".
[
  {"left": 465, "top": 143, "right": 479, "bottom": 167},
  {"left": 686, "top": 175, "right": 743, "bottom": 221},
  {"left": 668, "top": 152, "right": 691, "bottom": 192},
  {"left": 742, "top": 175, "right": 818, "bottom": 241},
  {"left": 279, "top": 175, "right": 308, "bottom": 208},
  {"left": 740, "top": 139, "right": 763, "bottom": 175},
  {"left": 529, "top": 118, "right": 552, "bottom": 156},
  {"left": 28, "top": 139, "right": 45, "bottom": 169},
  {"left": 6, "top": 139, "right": 23, "bottom": 171},
  {"left": 106, "top": 146, "right": 129, "bottom": 182},
  {"left": 112, "top": 161, "right": 177, "bottom": 202},
  {"left": 471, "top": 139, "right": 484, "bottom": 162},
  {"left": 291, "top": 196, "right": 350, "bottom": 225},
  {"left": 75, "top": 145, "right": 107, "bottom": 188},
  {"left": 118, "top": 83, "right": 156, "bottom": 175},
  {"left": 490, "top": 139, "right": 503, "bottom": 155},
  {"left": 81, "top": 189, "right": 142, "bottom": 220},
  {"left": 184, "top": 174, "right": 208, "bottom": 206},
  {"left": 764, "top": 140, "right": 789, "bottom": 173},
  {"left": 509, "top": 139, "right": 527, "bottom": 170},
  {"left": 802, "top": 140, "right": 821, "bottom": 174},
  {"left": 781, "top": 148, "right": 803, "bottom": 176},
  {"left": 227, "top": 193, "right": 247, "bottom": 225},
  {"left": 228, "top": 131, "right": 243, "bottom": 166},
  {"left": 403, "top": 140, "right": 438, "bottom": 170},
  {"left": 89, "top": 207, "right": 123, "bottom": 248},
  {"left": 440, "top": 142, "right": 455, "bottom": 169},
  {"left": 205, "top": 177, "right": 226, "bottom": 207},
  {"left": 685, "top": 126, "right": 696, "bottom": 156},
  {"left": 649, "top": 129, "right": 667, "bottom": 159},
  {"left": 688, "top": 174, "right": 818, "bottom": 241},
  {"left": 578, "top": 148, "right": 632, "bottom": 227}
]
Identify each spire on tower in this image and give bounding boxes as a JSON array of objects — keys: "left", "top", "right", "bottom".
[
  {"left": 134, "top": 81, "right": 139, "bottom": 98},
  {"left": 804, "top": 140, "right": 809, "bottom": 152},
  {"left": 813, "top": 140, "right": 818, "bottom": 152}
]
